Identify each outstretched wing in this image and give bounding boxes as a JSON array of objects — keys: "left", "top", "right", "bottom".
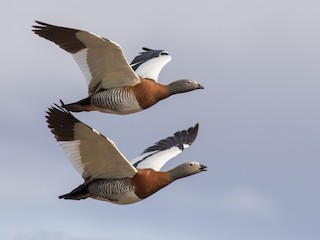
[
  {"left": 46, "top": 106, "right": 137, "bottom": 180},
  {"left": 33, "top": 21, "right": 140, "bottom": 95},
  {"left": 130, "top": 124, "right": 199, "bottom": 171},
  {"left": 130, "top": 47, "right": 172, "bottom": 82}
]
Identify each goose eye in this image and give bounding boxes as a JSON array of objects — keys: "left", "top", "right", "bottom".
[
  {"left": 189, "top": 163, "right": 194, "bottom": 167},
  {"left": 187, "top": 80, "right": 192, "bottom": 84}
]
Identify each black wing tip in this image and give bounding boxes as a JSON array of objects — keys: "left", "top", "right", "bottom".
[
  {"left": 46, "top": 102, "right": 80, "bottom": 142},
  {"left": 33, "top": 20, "right": 60, "bottom": 28},
  {"left": 142, "top": 123, "right": 200, "bottom": 154},
  {"left": 32, "top": 20, "right": 51, "bottom": 32},
  {"left": 32, "top": 20, "right": 71, "bottom": 34},
  {"left": 130, "top": 47, "right": 169, "bottom": 67},
  {"left": 46, "top": 101, "right": 69, "bottom": 118},
  {"left": 189, "top": 123, "right": 199, "bottom": 139},
  {"left": 33, "top": 20, "right": 48, "bottom": 26},
  {"left": 176, "top": 123, "right": 199, "bottom": 145},
  {"left": 138, "top": 47, "right": 153, "bottom": 55},
  {"left": 192, "top": 123, "right": 199, "bottom": 132},
  {"left": 140, "top": 47, "right": 167, "bottom": 54},
  {"left": 142, "top": 47, "right": 154, "bottom": 52},
  {"left": 46, "top": 102, "right": 79, "bottom": 127}
]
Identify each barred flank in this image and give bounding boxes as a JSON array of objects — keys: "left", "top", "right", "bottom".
[
  {"left": 91, "top": 88, "right": 136, "bottom": 112},
  {"left": 88, "top": 179, "right": 134, "bottom": 199}
]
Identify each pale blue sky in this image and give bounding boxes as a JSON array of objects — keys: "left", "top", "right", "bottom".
[{"left": 1, "top": 0, "right": 320, "bottom": 239}]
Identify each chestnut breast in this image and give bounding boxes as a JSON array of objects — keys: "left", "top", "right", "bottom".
[
  {"left": 132, "top": 79, "right": 170, "bottom": 109},
  {"left": 132, "top": 169, "right": 171, "bottom": 199}
]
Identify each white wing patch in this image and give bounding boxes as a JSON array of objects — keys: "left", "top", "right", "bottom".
[
  {"left": 130, "top": 146, "right": 184, "bottom": 171},
  {"left": 134, "top": 55, "right": 172, "bottom": 82},
  {"left": 58, "top": 140, "right": 84, "bottom": 176},
  {"left": 72, "top": 49, "right": 92, "bottom": 87},
  {"left": 182, "top": 144, "right": 189, "bottom": 149}
]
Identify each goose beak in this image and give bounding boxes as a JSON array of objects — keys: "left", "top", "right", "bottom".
[
  {"left": 197, "top": 83, "right": 204, "bottom": 89},
  {"left": 199, "top": 164, "right": 207, "bottom": 171}
]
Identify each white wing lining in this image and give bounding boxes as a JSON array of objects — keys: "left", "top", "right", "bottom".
[
  {"left": 58, "top": 140, "right": 84, "bottom": 176},
  {"left": 72, "top": 49, "right": 92, "bottom": 88},
  {"left": 134, "top": 55, "right": 172, "bottom": 82},
  {"left": 130, "top": 144, "right": 191, "bottom": 171}
]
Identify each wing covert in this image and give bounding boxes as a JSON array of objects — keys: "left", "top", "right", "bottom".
[{"left": 33, "top": 21, "right": 140, "bottom": 95}]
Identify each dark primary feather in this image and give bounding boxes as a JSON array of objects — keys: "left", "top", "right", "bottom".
[
  {"left": 46, "top": 104, "right": 110, "bottom": 143},
  {"left": 32, "top": 20, "right": 86, "bottom": 53},
  {"left": 142, "top": 123, "right": 199, "bottom": 153},
  {"left": 46, "top": 105, "right": 79, "bottom": 141}
]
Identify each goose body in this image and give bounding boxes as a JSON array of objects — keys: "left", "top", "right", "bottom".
[
  {"left": 46, "top": 106, "right": 207, "bottom": 204},
  {"left": 33, "top": 21, "right": 204, "bottom": 115}
]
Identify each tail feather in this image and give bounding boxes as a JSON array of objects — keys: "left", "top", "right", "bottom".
[
  {"left": 60, "top": 98, "right": 91, "bottom": 112},
  {"left": 59, "top": 184, "right": 90, "bottom": 200}
]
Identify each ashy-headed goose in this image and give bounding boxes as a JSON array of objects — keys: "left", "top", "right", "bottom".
[
  {"left": 46, "top": 106, "right": 207, "bottom": 204},
  {"left": 33, "top": 21, "right": 204, "bottom": 115}
]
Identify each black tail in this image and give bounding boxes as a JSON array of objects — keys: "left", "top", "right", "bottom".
[
  {"left": 60, "top": 97, "right": 91, "bottom": 112},
  {"left": 59, "top": 184, "right": 90, "bottom": 200}
]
